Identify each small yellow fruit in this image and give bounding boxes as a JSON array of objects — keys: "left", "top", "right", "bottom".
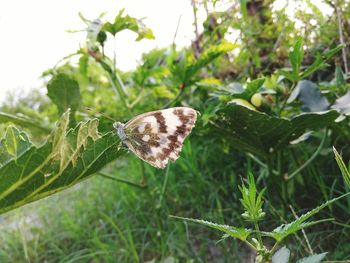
[{"left": 251, "top": 93, "right": 263, "bottom": 107}]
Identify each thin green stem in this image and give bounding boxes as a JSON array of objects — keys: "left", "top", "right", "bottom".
[
  {"left": 270, "top": 241, "right": 282, "bottom": 255},
  {"left": 254, "top": 221, "right": 263, "bottom": 245},
  {"left": 248, "top": 153, "right": 279, "bottom": 176},
  {"left": 159, "top": 163, "right": 171, "bottom": 206},
  {"left": 107, "top": 74, "right": 131, "bottom": 115},
  {"left": 99, "top": 55, "right": 131, "bottom": 115},
  {"left": 332, "top": 221, "right": 350, "bottom": 229},
  {"left": 129, "top": 86, "right": 145, "bottom": 108},
  {"left": 265, "top": 155, "right": 274, "bottom": 179},
  {"left": 115, "top": 72, "right": 128, "bottom": 97},
  {"left": 139, "top": 160, "right": 147, "bottom": 187},
  {"left": 278, "top": 81, "right": 296, "bottom": 115},
  {"left": 98, "top": 171, "right": 147, "bottom": 189},
  {"left": 243, "top": 240, "right": 258, "bottom": 251},
  {"left": 285, "top": 129, "right": 328, "bottom": 181},
  {"left": 289, "top": 204, "right": 313, "bottom": 254},
  {"left": 162, "top": 88, "right": 185, "bottom": 109}
]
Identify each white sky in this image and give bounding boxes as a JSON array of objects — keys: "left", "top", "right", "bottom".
[{"left": 0, "top": 0, "right": 199, "bottom": 103}]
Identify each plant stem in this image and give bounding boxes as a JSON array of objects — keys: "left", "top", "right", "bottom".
[
  {"left": 289, "top": 205, "right": 313, "bottom": 254},
  {"left": 335, "top": 5, "right": 349, "bottom": 74},
  {"left": 139, "top": 160, "right": 147, "bottom": 187},
  {"left": 172, "top": 15, "right": 182, "bottom": 49},
  {"left": 107, "top": 74, "right": 132, "bottom": 115},
  {"left": 248, "top": 153, "right": 279, "bottom": 175},
  {"left": 285, "top": 129, "right": 328, "bottom": 181},
  {"left": 159, "top": 163, "right": 171, "bottom": 206},
  {"left": 162, "top": 88, "right": 185, "bottom": 109},
  {"left": 270, "top": 241, "right": 281, "bottom": 255},
  {"left": 265, "top": 155, "right": 274, "bottom": 179},
  {"left": 278, "top": 81, "right": 296, "bottom": 115},
  {"left": 98, "top": 171, "right": 147, "bottom": 189},
  {"left": 254, "top": 221, "right": 263, "bottom": 245}
]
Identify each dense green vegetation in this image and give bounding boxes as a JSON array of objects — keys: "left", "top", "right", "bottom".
[{"left": 1, "top": 0, "right": 350, "bottom": 262}]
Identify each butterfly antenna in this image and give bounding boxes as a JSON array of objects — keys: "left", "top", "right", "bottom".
[{"left": 85, "top": 107, "right": 115, "bottom": 122}]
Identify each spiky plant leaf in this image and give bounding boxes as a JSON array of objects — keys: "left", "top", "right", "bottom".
[
  {"left": 170, "top": 216, "right": 252, "bottom": 241},
  {"left": 103, "top": 9, "right": 154, "bottom": 41},
  {"left": 187, "top": 42, "right": 236, "bottom": 78},
  {"left": 281, "top": 37, "right": 303, "bottom": 82},
  {"left": 0, "top": 110, "right": 125, "bottom": 214},
  {"left": 239, "top": 173, "right": 266, "bottom": 221},
  {"left": 296, "top": 252, "right": 327, "bottom": 263},
  {"left": 168, "top": 42, "right": 235, "bottom": 88},
  {"left": 264, "top": 193, "right": 349, "bottom": 241}
]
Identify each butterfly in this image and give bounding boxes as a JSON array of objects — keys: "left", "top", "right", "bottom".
[{"left": 113, "top": 107, "right": 197, "bottom": 169}]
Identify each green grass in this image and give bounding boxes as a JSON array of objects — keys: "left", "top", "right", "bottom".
[
  {"left": 0, "top": 140, "right": 245, "bottom": 262},
  {"left": 0, "top": 138, "right": 349, "bottom": 262}
]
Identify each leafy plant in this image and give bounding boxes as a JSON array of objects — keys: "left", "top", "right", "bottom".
[
  {"left": 213, "top": 104, "right": 338, "bottom": 157},
  {"left": 172, "top": 167, "right": 350, "bottom": 262},
  {"left": 47, "top": 73, "right": 81, "bottom": 124},
  {"left": 164, "top": 42, "right": 236, "bottom": 106},
  {"left": 0, "top": 111, "right": 51, "bottom": 134},
  {"left": 280, "top": 38, "right": 344, "bottom": 82},
  {"left": 1, "top": 2, "right": 350, "bottom": 261},
  {"left": 102, "top": 8, "right": 155, "bottom": 41},
  {"left": 0, "top": 110, "right": 125, "bottom": 214},
  {"left": 333, "top": 147, "right": 350, "bottom": 189}
]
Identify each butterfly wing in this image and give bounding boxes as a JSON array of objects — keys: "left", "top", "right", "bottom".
[{"left": 123, "top": 107, "right": 197, "bottom": 169}]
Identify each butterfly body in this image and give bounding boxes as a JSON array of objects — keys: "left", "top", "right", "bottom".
[{"left": 113, "top": 107, "right": 197, "bottom": 169}]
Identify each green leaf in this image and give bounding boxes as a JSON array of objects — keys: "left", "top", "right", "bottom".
[
  {"left": 239, "top": 173, "right": 266, "bottom": 221},
  {"left": 272, "top": 246, "right": 290, "bottom": 263},
  {"left": 214, "top": 104, "right": 338, "bottom": 157},
  {"left": 102, "top": 9, "right": 155, "bottom": 41},
  {"left": 170, "top": 215, "right": 252, "bottom": 241},
  {"left": 300, "top": 53, "right": 327, "bottom": 79},
  {"left": 0, "top": 110, "right": 125, "bottom": 215},
  {"left": 324, "top": 44, "right": 345, "bottom": 60},
  {"left": 189, "top": 42, "right": 235, "bottom": 78},
  {"left": 226, "top": 78, "right": 265, "bottom": 101},
  {"left": 296, "top": 252, "right": 327, "bottom": 263},
  {"left": 0, "top": 112, "right": 51, "bottom": 134},
  {"left": 47, "top": 74, "right": 81, "bottom": 116},
  {"left": 296, "top": 80, "right": 329, "bottom": 112},
  {"left": 333, "top": 147, "right": 350, "bottom": 189},
  {"left": 0, "top": 126, "right": 32, "bottom": 168},
  {"left": 279, "top": 69, "right": 295, "bottom": 82},
  {"left": 335, "top": 65, "right": 346, "bottom": 87},
  {"left": 265, "top": 193, "right": 349, "bottom": 241},
  {"left": 239, "top": 0, "right": 248, "bottom": 17},
  {"left": 288, "top": 38, "right": 304, "bottom": 81},
  {"left": 168, "top": 42, "right": 235, "bottom": 88},
  {"left": 245, "top": 78, "right": 265, "bottom": 98},
  {"left": 79, "top": 54, "right": 89, "bottom": 75},
  {"left": 301, "top": 45, "right": 344, "bottom": 79}
]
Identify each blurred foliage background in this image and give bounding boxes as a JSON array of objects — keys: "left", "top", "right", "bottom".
[{"left": 1, "top": 0, "right": 350, "bottom": 262}]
